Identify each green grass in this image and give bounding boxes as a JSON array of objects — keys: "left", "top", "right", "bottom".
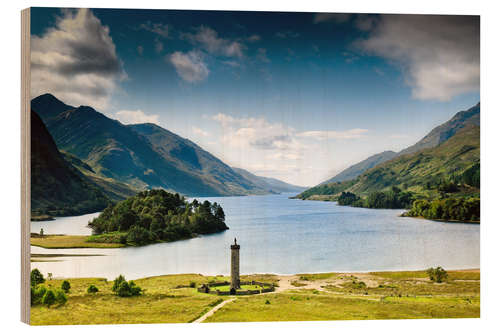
[
  {"left": 206, "top": 293, "right": 479, "bottom": 322},
  {"left": 30, "top": 235, "right": 125, "bottom": 249},
  {"left": 30, "top": 270, "right": 480, "bottom": 324}
]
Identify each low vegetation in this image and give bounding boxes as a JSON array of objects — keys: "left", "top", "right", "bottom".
[
  {"left": 404, "top": 197, "right": 480, "bottom": 222},
  {"left": 30, "top": 269, "right": 479, "bottom": 324}
]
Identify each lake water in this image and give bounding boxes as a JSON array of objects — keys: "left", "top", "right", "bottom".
[{"left": 31, "top": 193, "right": 480, "bottom": 280}]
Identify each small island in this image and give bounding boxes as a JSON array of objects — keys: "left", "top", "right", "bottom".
[
  {"left": 88, "top": 189, "right": 229, "bottom": 246},
  {"left": 30, "top": 189, "right": 229, "bottom": 249}
]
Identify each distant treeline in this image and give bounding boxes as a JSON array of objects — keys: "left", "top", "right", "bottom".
[
  {"left": 404, "top": 198, "right": 480, "bottom": 222},
  {"left": 337, "top": 187, "right": 413, "bottom": 209},
  {"left": 88, "top": 189, "right": 228, "bottom": 246}
]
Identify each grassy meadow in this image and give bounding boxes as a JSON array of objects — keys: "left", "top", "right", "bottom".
[{"left": 30, "top": 270, "right": 479, "bottom": 325}]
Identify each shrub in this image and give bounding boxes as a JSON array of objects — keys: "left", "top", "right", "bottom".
[
  {"left": 112, "top": 275, "right": 126, "bottom": 292},
  {"left": 61, "top": 280, "right": 71, "bottom": 293},
  {"left": 30, "top": 268, "right": 45, "bottom": 287},
  {"left": 265, "top": 299, "right": 271, "bottom": 305},
  {"left": 87, "top": 285, "right": 99, "bottom": 294},
  {"left": 426, "top": 266, "right": 448, "bottom": 283},
  {"left": 55, "top": 289, "right": 67, "bottom": 305},
  {"left": 189, "top": 281, "right": 196, "bottom": 288},
  {"left": 31, "top": 285, "right": 47, "bottom": 305},
  {"left": 41, "top": 289, "right": 56, "bottom": 307},
  {"left": 112, "top": 275, "right": 142, "bottom": 297}
]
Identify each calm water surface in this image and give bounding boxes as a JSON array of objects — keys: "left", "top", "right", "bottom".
[{"left": 31, "top": 193, "right": 480, "bottom": 279}]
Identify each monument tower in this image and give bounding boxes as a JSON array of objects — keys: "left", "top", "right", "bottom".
[{"left": 230, "top": 238, "right": 240, "bottom": 290}]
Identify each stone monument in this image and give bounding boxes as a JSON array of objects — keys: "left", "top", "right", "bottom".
[{"left": 230, "top": 238, "right": 240, "bottom": 291}]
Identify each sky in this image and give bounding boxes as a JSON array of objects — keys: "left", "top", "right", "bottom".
[{"left": 30, "top": 8, "right": 480, "bottom": 187}]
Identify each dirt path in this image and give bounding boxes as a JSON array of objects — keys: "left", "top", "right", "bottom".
[{"left": 194, "top": 298, "right": 236, "bottom": 323}]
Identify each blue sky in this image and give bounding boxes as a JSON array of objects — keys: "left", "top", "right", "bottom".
[{"left": 30, "top": 8, "right": 480, "bottom": 186}]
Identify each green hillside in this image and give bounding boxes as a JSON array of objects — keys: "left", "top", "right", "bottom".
[
  {"left": 30, "top": 110, "right": 110, "bottom": 219},
  {"left": 31, "top": 94, "right": 300, "bottom": 197},
  {"left": 296, "top": 125, "right": 479, "bottom": 205}
]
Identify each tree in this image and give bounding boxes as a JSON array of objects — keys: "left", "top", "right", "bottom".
[
  {"left": 41, "top": 289, "right": 56, "bottom": 307},
  {"left": 426, "top": 266, "right": 448, "bottom": 283},
  {"left": 87, "top": 285, "right": 99, "bottom": 294},
  {"left": 31, "top": 268, "right": 45, "bottom": 287},
  {"left": 61, "top": 280, "right": 71, "bottom": 293},
  {"left": 112, "top": 275, "right": 126, "bottom": 292}
]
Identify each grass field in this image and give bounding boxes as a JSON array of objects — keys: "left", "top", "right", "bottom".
[
  {"left": 30, "top": 270, "right": 479, "bottom": 325},
  {"left": 30, "top": 235, "right": 125, "bottom": 249}
]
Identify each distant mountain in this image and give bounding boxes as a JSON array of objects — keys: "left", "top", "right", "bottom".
[
  {"left": 232, "top": 167, "right": 306, "bottom": 193},
  {"left": 321, "top": 151, "right": 397, "bottom": 184},
  {"left": 31, "top": 94, "right": 277, "bottom": 197},
  {"left": 31, "top": 110, "right": 110, "bottom": 218},
  {"left": 397, "top": 103, "right": 480, "bottom": 156},
  {"left": 317, "top": 103, "right": 480, "bottom": 185},
  {"left": 297, "top": 103, "right": 480, "bottom": 200}
]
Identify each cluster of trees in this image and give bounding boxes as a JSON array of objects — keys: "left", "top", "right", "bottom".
[
  {"left": 88, "top": 189, "right": 228, "bottom": 246},
  {"left": 112, "top": 275, "right": 142, "bottom": 297},
  {"left": 337, "top": 187, "right": 414, "bottom": 209},
  {"left": 30, "top": 269, "right": 67, "bottom": 307},
  {"left": 405, "top": 197, "right": 480, "bottom": 222}
]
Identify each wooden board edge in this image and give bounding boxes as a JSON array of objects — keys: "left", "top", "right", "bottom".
[{"left": 21, "top": 7, "right": 31, "bottom": 325}]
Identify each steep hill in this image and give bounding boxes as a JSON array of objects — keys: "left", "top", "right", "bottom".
[
  {"left": 321, "top": 151, "right": 397, "bottom": 184},
  {"left": 317, "top": 103, "right": 480, "bottom": 185},
  {"left": 31, "top": 94, "right": 277, "bottom": 197},
  {"left": 232, "top": 167, "right": 306, "bottom": 193},
  {"left": 297, "top": 124, "right": 479, "bottom": 200},
  {"left": 30, "top": 110, "right": 110, "bottom": 218},
  {"left": 397, "top": 103, "right": 480, "bottom": 156}
]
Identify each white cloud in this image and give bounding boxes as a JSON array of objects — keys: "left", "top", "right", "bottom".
[
  {"left": 356, "top": 15, "right": 479, "bottom": 101},
  {"left": 297, "top": 129, "right": 368, "bottom": 140},
  {"left": 139, "top": 21, "right": 170, "bottom": 38},
  {"left": 168, "top": 51, "right": 209, "bottom": 83},
  {"left": 155, "top": 40, "right": 164, "bottom": 53},
  {"left": 137, "top": 45, "right": 144, "bottom": 55},
  {"left": 247, "top": 35, "right": 261, "bottom": 42},
  {"left": 192, "top": 126, "right": 209, "bottom": 137},
  {"left": 182, "top": 26, "right": 245, "bottom": 58},
  {"left": 30, "top": 8, "right": 126, "bottom": 110},
  {"left": 275, "top": 30, "right": 300, "bottom": 39},
  {"left": 115, "top": 110, "right": 160, "bottom": 125}
]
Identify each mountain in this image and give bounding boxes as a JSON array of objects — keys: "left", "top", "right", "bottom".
[
  {"left": 320, "top": 151, "right": 397, "bottom": 184},
  {"left": 231, "top": 167, "right": 306, "bottom": 193},
  {"left": 298, "top": 103, "right": 480, "bottom": 200},
  {"left": 31, "top": 94, "right": 277, "bottom": 197},
  {"left": 316, "top": 103, "right": 480, "bottom": 185},
  {"left": 30, "top": 110, "right": 110, "bottom": 218},
  {"left": 397, "top": 103, "right": 480, "bottom": 156}
]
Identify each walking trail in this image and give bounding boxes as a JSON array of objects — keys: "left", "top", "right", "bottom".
[{"left": 193, "top": 297, "right": 236, "bottom": 323}]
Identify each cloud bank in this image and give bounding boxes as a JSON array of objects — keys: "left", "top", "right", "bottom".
[
  {"left": 357, "top": 15, "right": 479, "bottom": 101},
  {"left": 31, "top": 8, "right": 125, "bottom": 110}
]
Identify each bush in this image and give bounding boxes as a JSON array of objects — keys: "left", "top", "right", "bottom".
[
  {"left": 31, "top": 285, "right": 47, "bottom": 305},
  {"left": 265, "top": 299, "right": 271, "bottom": 305},
  {"left": 426, "top": 267, "right": 448, "bottom": 283},
  {"left": 87, "top": 285, "right": 99, "bottom": 294},
  {"left": 112, "top": 275, "right": 142, "bottom": 297},
  {"left": 112, "top": 275, "right": 126, "bottom": 292},
  {"left": 41, "top": 289, "right": 56, "bottom": 307},
  {"left": 61, "top": 280, "right": 71, "bottom": 293},
  {"left": 189, "top": 281, "right": 196, "bottom": 288},
  {"left": 55, "top": 289, "right": 67, "bottom": 305},
  {"left": 30, "top": 268, "right": 45, "bottom": 287}
]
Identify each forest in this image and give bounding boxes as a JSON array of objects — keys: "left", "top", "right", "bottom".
[{"left": 88, "top": 189, "right": 228, "bottom": 246}]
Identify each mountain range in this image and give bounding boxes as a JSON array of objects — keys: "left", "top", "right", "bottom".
[
  {"left": 298, "top": 103, "right": 480, "bottom": 200},
  {"left": 31, "top": 94, "right": 303, "bottom": 207},
  {"left": 31, "top": 110, "right": 110, "bottom": 218},
  {"left": 318, "top": 103, "right": 480, "bottom": 185}
]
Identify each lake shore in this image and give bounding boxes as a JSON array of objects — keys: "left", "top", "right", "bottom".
[{"left": 30, "top": 269, "right": 480, "bottom": 325}]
